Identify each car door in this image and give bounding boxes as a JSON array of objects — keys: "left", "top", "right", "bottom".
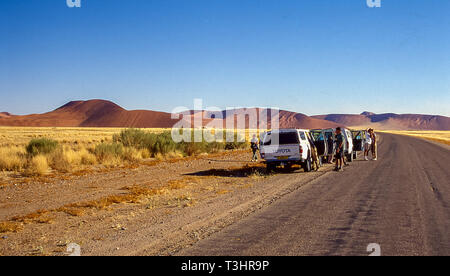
[
  {"left": 310, "top": 130, "right": 327, "bottom": 156},
  {"left": 345, "top": 130, "right": 353, "bottom": 153},
  {"left": 324, "top": 129, "right": 335, "bottom": 155},
  {"left": 298, "top": 131, "right": 310, "bottom": 159},
  {"left": 352, "top": 130, "right": 363, "bottom": 151}
]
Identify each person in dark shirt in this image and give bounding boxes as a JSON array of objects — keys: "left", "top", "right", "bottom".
[
  {"left": 326, "top": 132, "right": 334, "bottom": 163},
  {"left": 335, "top": 127, "right": 345, "bottom": 171},
  {"left": 250, "top": 135, "right": 259, "bottom": 162}
]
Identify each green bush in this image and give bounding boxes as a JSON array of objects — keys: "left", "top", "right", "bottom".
[
  {"left": 94, "top": 143, "right": 124, "bottom": 161},
  {"left": 26, "top": 138, "right": 59, "bottom": 157},
  {"left": 225, "top": 141, "right": 247, "bottom": 150},
  {"left": 113, "top": 129, "right": 248, "bottom": 158},
  {"left": 113, "top": 129, "right": 155, "bottom": 149},
  {"left": 151, "top": 132, "right": 177, "bottom": 155},
  {"left": 113, "top": 129, "right": 177, "bottom": 156}
]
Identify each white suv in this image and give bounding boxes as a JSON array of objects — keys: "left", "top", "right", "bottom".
[{"left": 260, "top": 129, "right": 313, "bottom": 172}]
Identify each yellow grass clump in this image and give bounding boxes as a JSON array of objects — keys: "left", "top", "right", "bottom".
[
  {"left": 0, "top": 147, "right": 26, "bottom": 171},
  {"left": 28, "top": 155, "right": 50, "bottom": 176},
  {"left": 122, "top": 147, "right": 144, "bottom": 162},
  {"left": 0, "top": 222, "right": 23, "bottom": 233},
  {"left": 63, "top": 147, "right": 97, "bottom": 166},
  {"left": 48, "top": 149, "right": 71, "bottom": 172},
  {"left": 166, "top": 150, "right": 185, "bottom": 159}
]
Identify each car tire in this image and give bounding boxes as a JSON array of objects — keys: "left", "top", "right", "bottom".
[
  {"left": 348, "top": 153, "right": 354, "bottom": 162},
  {"left": 304, "top": 158, "right": 312, "bottom": 172}
]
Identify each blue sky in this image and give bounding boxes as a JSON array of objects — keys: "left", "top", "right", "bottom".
[{"left": 1, "top": 0, "right": 449, "bottom": 116}]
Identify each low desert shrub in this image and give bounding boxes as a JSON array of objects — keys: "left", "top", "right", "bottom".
[
  {"left": 94, "top": 143, "right": 124, "bottom": 162},
  {"left": 113, "top": 129, "right": 155, "bottom": 149},
  {"left": 113, "top": 129, "right": 248, "bottom": 158},
  {"left": 26, "top": 138, "right": 58, "bottom": 157}
]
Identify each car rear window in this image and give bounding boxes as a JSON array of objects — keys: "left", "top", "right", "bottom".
[
  {"left": 311, "top": 131, "right": 324, "bottom": 141},
  {"left": 263, "top": 132, "right": 299, "bottom": 145},
  {"left": 352, "top": 131, "right": 362, "bottom": 139}
]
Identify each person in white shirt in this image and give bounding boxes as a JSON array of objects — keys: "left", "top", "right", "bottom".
[{"left": 364, "top": 129, "right": 372, "bottom": 161}]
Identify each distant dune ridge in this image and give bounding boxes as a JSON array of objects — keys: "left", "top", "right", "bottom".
[
  {"left": 0, "top": 112, "right": 12, "bottom": 118},
  {"left": 0, "top": 100, "right": 339, "bottom": 129},
  {"left": 313, "top": 112, "right": 450, "bottom": 130},
  {"left": 0, "top": 100, "right": 448, "bottom": 130}
]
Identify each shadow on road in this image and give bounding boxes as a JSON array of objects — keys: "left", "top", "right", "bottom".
[{"left": 184, "top": 164, "right": 301, "bottom": 178}]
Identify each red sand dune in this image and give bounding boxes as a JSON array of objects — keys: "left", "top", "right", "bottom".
[
  {"left": 0, "top": 112, "right": 12, "bottom": 118},
  {"left": 2, "top": 100, "right": 448, "bottom": 130},
  {"left": 0, "top": 100, "right": 182, "bottom": 128},
  {"left": 0, "top": 100, "right": 340, "bottom": 129},
  {"left": 313, "top": 112, "right": 450, "bottom": 130}
]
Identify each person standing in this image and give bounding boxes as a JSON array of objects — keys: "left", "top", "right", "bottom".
[
  {"left": 250, "top": 134, "right": 259, "bottom": 162},
  {"left": 334, "top": 127, "right": 345, "bottom": 171},
  {"left": 326, "top": 132, "right": 334, "bottom": 164},
  {"left": 308, "top": 134, "right": 320, "bottom": 171},
  {"left": 364, "top": 129, "right": 372, "bottom": 161},
  {"left": 369, "top": 129, "right": 377, "bottom": 161}
]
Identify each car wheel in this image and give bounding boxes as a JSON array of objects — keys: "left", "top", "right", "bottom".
[
  {"left": 304, "top": 158, "right": 312, "bottom": 172},
  {"left": 348, "top": 153, "right": 354, "bottom": 162}
]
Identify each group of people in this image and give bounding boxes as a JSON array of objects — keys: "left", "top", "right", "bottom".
[
  {"left": 364, "top": 128, "right": 377, "bottom": 161},
  {"left": 249, "top": 128, "right": 378, "bottom": 172},
  {"left": 334, "top": 127, "right": 377, "bottom": 172}
]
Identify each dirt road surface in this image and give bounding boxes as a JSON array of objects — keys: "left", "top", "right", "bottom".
[{"left": 0, "top": 134, "right": 448, "bottom": 256}]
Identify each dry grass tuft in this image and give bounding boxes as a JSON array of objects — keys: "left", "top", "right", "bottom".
[
  {"left": 0, "top": 147, "right": 26, "bottom": 171},
  {"left": 216, "top": 189, "right": 231, "bottom": 195},
  {"left": 11, "top": 209, "right": 49, "bottom": 224},
  {"left": 65, "top": 186, "right": 166, "bottom": 210},
  {"left": 168, "top": 179, "right": 188, "bottom": 190},
  {"left": 0, "top": 222, "right": 23, "bottom": 233},
  {"left": 166, "top": 150, "right": 185, "bottom": 159},
  {"left": 36, "top": 216, "right": 54, "bottom": 224},
  {"left": 27, "top": 155, "right": 50, "bottom": 176},
  {"left": 56, "top": 207, "right": 86, "bottom": 217},
  {"left": 48, "top": 149, "right": 71, "bottom": 172},
  {"left": 122, "top": 147, "right": 144, "bottom": 162}
]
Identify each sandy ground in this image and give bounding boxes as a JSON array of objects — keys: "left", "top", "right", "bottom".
[{"left": 0, "top": 149, "right": 333, "bottom": 256}]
